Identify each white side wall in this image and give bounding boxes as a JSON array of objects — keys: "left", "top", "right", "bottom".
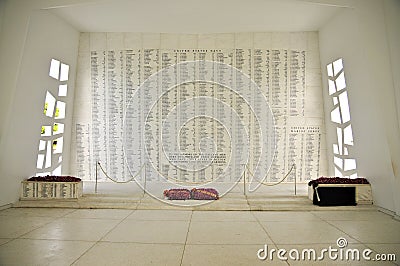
[
  {"left": 0, "top": 1, "right": 79, "bottom": 207},
  {"left": 319, "top": 0, "right": 400, "bottom": 215}
]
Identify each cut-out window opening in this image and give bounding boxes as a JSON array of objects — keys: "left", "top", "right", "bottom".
[
  {"left": 58, "top": 84, "right": 68, "bottom": 97},
  {"left": 55, "top": 101, "right": 66, "bottom": 119},
  {"left": 60, "top": 63, "right": 69, "bottom": 81},
  {"left": 44, "top": 92, "right": 56, "bottom": 117},
  {"left": 327, "top": 58, "right": 357, "bottom": 178},
  {"left": 49, "top": 59, "right": 60, "bottom": 80},
  {"left": 36, "top": 59, "right": 70, "bottom": 176}
]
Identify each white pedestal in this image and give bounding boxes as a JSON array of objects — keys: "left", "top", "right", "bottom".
[{"left": 20, "top": 181, "right": 83, "bottom": 199}]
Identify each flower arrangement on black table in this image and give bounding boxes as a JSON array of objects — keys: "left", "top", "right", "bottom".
[
  {"left": 27, "top": 175, "right": 82, "bottom": 182},
  {"left": 308, "top": 176, "right": 369, "bottom": 188}
]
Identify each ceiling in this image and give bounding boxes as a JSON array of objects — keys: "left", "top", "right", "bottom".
[{"left": 48, "top": 0, "right": 344, "bottom": 33}]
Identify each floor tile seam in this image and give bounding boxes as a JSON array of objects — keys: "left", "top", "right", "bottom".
[
  {"left": 363, "top": 242, "right": 400, "bottom": 245},
  {"left": 253, "top": 218, "right": 325, "bottom": 222},
  {"left": 250, "top": 211, "right": 278, "bottom": 248},
  {"left": 69, "top": 209, "right": 136, "bottom": 265},
  {"left": 182, "top": 243, "right": 274, "bottom": 246},
  {"left": 95, "top": 240, "right": 185, "bottom": 245},
  {"left": 0, "top": 238, "right": 16, "bottom": 247},
  {"left": 180, "top": 210, "right": 193, "bottom": 266},
  {"left": 97, "top": 209, "right": 137, "bottom": 243},
  {"left": 0, "top": 213, "right": 74, "bottom": 218},
  {"left": 310, "top": 211, "right": 400, "bottom": 222},
  {"left": 61, "top": 216, "right": 132, "bottom": 220},
  {"left": 136, "top": 192, "right": 152, "bottom": 207},
  {"left": 60, "top": 208, "right": 78, "bottom": 217},
  {"left": 69, "top": 240, "right": 99, "bottom": 265},
  {"left": 322, "top": 219, "right": 365, "bottom": 244},
  {"left": 189, "top": 220, "right": 260, "bottom": 223},
  {"left": 15, "top": 216, "right": 61, "bottom": 239},
  {"left": 13, "top": 237, "right": 96, "bottom": 243}
]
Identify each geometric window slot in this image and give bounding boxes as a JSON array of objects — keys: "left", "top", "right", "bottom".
[
  {"left": 334, "top": 167, "right": 341, "bottom": 177},
  {"left": 60, "top": 63, "right": 69, "bottom": 81},
  {"left": 52, "top": 165, "right": 62, "bottom": 176},
  {"left": 36, "top": 154, "right": 45, "bottom": 169},
  {"left": 330, "top": 106, "right": 342, "bottom": 124},
  {"left": 49, "top": 59, "right": 60, "bottom": 80},
  {"left": 45, "top": 140, "right": 52, "bottom": 168},
  {"left": 350, "top": 173, "right": 358, "bottom": 179},
  {"left": 55, "top": 101, "right": 66, "bottom": 119},
  {"left": 53, "top": 136, "right": 63, "bottom": 154},
  {"left": 328, "top": 79, "right": 336, "bottom": 95},
  {"left": 58, "top": 84, "right": 68, "bottom": 97},
  {"left": 44, "top": 91, "right": 56, "bottom": 117},
  {"left": 344, "top": 158, "right": 356, "bottom": 171},
  {"left": 334, "top": 156, "right": 343, "bottom": 169},
  {"left": 338, "top": 91, "right": 351, "bottom": 123},
  {"left": 41, "top": 125, "right": 52, "bottom": 137},
  {"left": 336, "top": 72, "right": 346, "bottom": 91},
  {"left": 38, "top": 140, "right": 46, "bottom": 151},
  {"left": 327, "top": 58, "right": 357, "bottom": 178},
  {"left": 333, "top": 58, "right": 343, "bottom": 76},
  {"left": 333, "top": 144, "right": 339, "bottom": 155},
  {"left": 53, "top": 123, "right": 64, "bottom": 135},
  {"left": 327, "top": 63, "right": 334, "bottom": 77},
  {"left": 337, "top": 127, "right": 343, "bottom": 155},
  {"left": 343, "top": 125, "right": 354, "bottom": 146}
]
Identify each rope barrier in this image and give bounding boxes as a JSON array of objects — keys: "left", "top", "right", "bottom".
[
  {"left": 97, "top": 162, "right": 146, "bottom": 184},
  {"left": 245, "top": 164, "right": 296, "bottom": 187},
  {"left": 96, "top": 161, "right": 296, "bottom": 192}
]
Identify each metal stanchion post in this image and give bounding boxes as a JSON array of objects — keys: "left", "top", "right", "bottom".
[
  {"left": 143, "top": 163, "right": 147, "bottom": 196},
  {"left": 294, "top": 164, "right": 297, "bottom": 196},
  {"left": 243, "top": 165, "right": 246, "bottom": 196},
  {"left": 95, "top": 161, "right": 98, "bottom": 194}
]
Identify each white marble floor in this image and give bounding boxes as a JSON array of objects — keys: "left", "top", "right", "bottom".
[{"left": 0, "top": 208, "right": 399, "bottom": 265}]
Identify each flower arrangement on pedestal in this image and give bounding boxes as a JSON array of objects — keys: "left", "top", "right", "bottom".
[{"left": 27, "top": 175, "right": 81, "bottom": 182}]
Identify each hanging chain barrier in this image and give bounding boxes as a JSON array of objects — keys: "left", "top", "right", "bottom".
[
  {"left": 242, "top": 164, "right": 297, "bottom": 195},
  {"left": 95, "top": 161, "right": 146, "bottom": 193},
  {"left": 95, "top": 161, "right": 297, "bottom": 196}
]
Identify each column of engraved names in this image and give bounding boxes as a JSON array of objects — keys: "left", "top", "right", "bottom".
[
  {"left": 289, "top": 50, "right": 305, "bottom": 117},
  {"left": 177, "top": 50, "right": 196, "bottom": 181},
  {"left": 106, "top": 50, "right": 125, "bottom": 179},
  {"left": 160, "top": 50, "right": 178, "bottom": 181},
  {"left": 124, "top": 49, "right": 142, "bottom": 177},
  {"left": 287, "top": 126, "right": 305, "bottom": 182},
  {"left": 90, "top": 51, "right": 107, "bottom": 180},
  {"left": 304, "top": 126, "right": 321, "bottom": 181},
  {"left": 75, "top": 123, "right": 91, "bottom": 179},
  {"left": 215, "top": 50, "right": 233, "bottom": 182},
  {"left": 252, "top": 49, "right": 271, "bottom": 177},
  {"left": 196, "top": 51, "right": 215, "bottom": 182},
  {"left": 143, "top": 49, "right": 159, "bottom": 181},
  {"left": 269, "top": 50, "right": 288, "bottom": 182},
  {"left": 234, "top": 49, "right": 252, "bottom": 180}
]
